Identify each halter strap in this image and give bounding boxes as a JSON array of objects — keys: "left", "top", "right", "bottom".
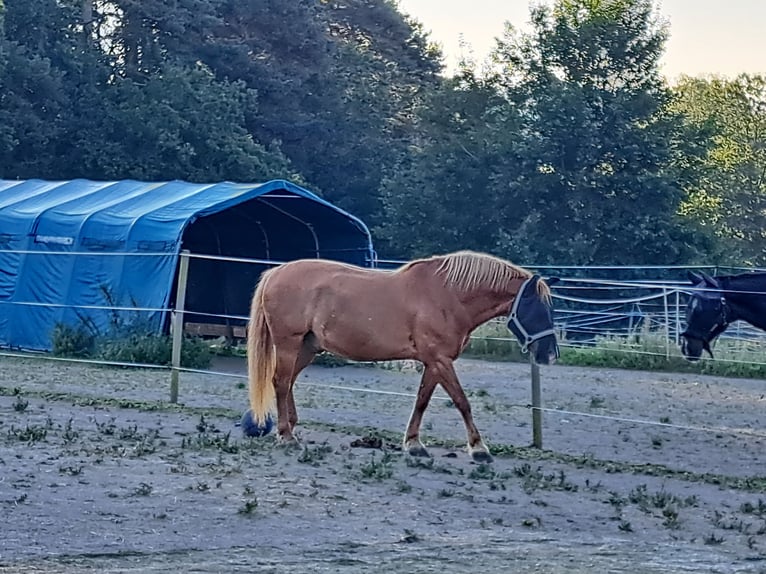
[
  {"left": 507, "top": 276, "right": 556, "bottom": 353},
  {"left": 681, "top": 295, "right": 731, "bottom": 358},
  {"left": 682, "top": 295, "right": 731, "bottom": 342}
]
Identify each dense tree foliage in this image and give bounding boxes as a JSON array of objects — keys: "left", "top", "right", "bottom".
[
  {"left": 382, "top": 0, "right": 710, "bottom": 264},
  {"left": 0, "top": 0, "right": 762, "bottom": 266},
  {"left": 673, "top": 75, "right": 766, "bottom": 265}
]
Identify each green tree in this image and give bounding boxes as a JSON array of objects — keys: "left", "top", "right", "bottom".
[
  {"left": 378, "top": 71, "right": 525, "bottom": 258},
  {"left": 0, "top": 0, "right": 10, "bottom": 159},
  {"left": 67, "top": 64, "right": 298, "bottom": 182},
  {"left": 379, "top": 0, "right": 707, "bottom": 264},
  {"left": 490, "top": 0, "right": 703, "bottom": 265},
  {"left": 673, "top": 75, "right": 766, "bottom": 265},
  {"left": 0, "top": 0, "right": 83, "bottom": 178},
  {"left": 87, "top": 0, "right": 443, "bottom": 226},
  {"left": 0, "top": 0, "right": 296, "bottom": 182}
]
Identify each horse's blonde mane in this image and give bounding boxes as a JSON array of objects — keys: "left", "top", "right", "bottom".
[{"left": 399, "top": 250, "right": 551, "bottom": 301}]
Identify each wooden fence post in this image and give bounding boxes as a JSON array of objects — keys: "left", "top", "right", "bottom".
[
  {"left": 530, "top": 355, "right": 542, "bottom": 449},
  {"left": 170, "top": 250, "right": 190, "bottom": 403},
  {"left": 663, "top": 288, "right": 670, "bottom": 359}
]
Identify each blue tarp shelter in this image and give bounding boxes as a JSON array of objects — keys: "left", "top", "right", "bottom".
[{"left": 0, "top": 179, "right": 375, "bottom": 351}]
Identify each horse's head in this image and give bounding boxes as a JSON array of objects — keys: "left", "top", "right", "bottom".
[
  {"left": 680, "top": 271, "right": 730, "bottom": 361},
  {"left": 506, "top": 275, "right": 560, "bottom": 365}
]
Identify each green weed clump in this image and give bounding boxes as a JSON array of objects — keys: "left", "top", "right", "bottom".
[
  {"left": 53, "top": 322, "right": 211, "bottom": 369},
  {"left": 51, "top": 285, "right": 212, "bottom": 368}
]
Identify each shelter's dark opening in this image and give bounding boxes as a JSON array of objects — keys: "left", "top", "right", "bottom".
[{"left": 177, "top": 193, "right": 346, "bottom": 339}]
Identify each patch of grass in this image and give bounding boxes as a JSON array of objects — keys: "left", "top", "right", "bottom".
[
  {"left": 404, "top": 456, "right": 459, "bottom": 475},
  {"left": 589, "top": 396, "right": 606, "bottom": 409},
  {"left": 95, "top": 420, "right": 117, "bottom": 436},
  {"left": 189, "top": 481, "right": 211, "bottom": 492},
  {"left": 704, "top": 532, "right": 725, "bottom": 545},
  {"left": 662, "top": 506, "right": 680, "bottom": 529},
  {"left": 512, "top": 463, "right": 578, "bottom": 494},
  {"left": 7, "top": 424, "right": 47, "bottom": 443},
  {"left": 238, "top": 497, "right": 259, "bottom": 515},
  {"left": 521, "top": 517, "right": 542, "bottom": 528},
  {"left": 58, "top": 465, "right": 83, "bottom": 476},
  {"left": 626, "top": 484, "right": 697, "bottom": 528},
  {"left": 395, "top": 480, "right": 412, "bottom": 493},
  {"left": 182, "top": 429, "right": 238, "bottom": 454},
  {"left": 298, "top": 443, "right": 333, "bottom": 466},
  {"left": 399, "top": 529, "right": 421, "bottom": 543},
  {"left": 741, "top": 499, "right": 766, "bottom": 517},
  {"left": 2, "top": 494, "right": 28, "bottom": 506},
  {"left": 131, "top": 482, "right": 153, "bottom": 496},
  {"left": 359, "top": 451, "right": 395, "bottom": 480},
  {"left": 52, "top": 299, "right": 212, "bottom": 369},
  {"left": 468, "top": 463, "right": 496, "bottom": 480},
  {"left": 618, "top": 520, "right": 633, "bottom": 532},
  {"left": 62, "top": 419, "right": 78, "bottom": 443},
  {"left": 12, "top": 395, "right": 29, "bottom": 413}
]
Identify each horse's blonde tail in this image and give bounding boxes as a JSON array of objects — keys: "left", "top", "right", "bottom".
[{"left": 247, "top": 271, "right": 276, "bottom": 425}]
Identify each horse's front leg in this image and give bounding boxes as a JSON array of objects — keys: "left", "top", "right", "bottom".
[
  {"left": 403, "top": 367, "right": 438, "bottom": 457},
  {"left": 435, "top": 359, "right": 493, "bottom": 463}
]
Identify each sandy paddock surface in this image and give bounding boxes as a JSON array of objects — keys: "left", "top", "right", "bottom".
[{"left": 1, "top": 354, "right": 765, "bottom": 573}]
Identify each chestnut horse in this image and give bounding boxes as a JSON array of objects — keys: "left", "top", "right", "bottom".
[{"left": 246, "top": 250, "right": 559, "bottom": 461}]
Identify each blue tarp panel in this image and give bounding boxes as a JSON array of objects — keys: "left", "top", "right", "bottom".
[{"left": 0, "top": 179, "right": 375, "bottom": 351}]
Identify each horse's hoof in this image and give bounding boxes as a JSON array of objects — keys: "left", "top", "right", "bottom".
[
  {"left": 405, "top": 444, "right": 431, "bottom": 458},
  {"left": 470, "top": 449, "right": 494, "bottom": 463}
]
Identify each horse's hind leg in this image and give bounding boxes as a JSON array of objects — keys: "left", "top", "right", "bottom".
[
  {"left": 272, "top": 340, "right": 303, "bottom": 445},
  {"left": 432, "top": 358, "right": 492, "bottom": 463},
  {"left": 403, "top": 369, "right": 438, "bottom": 457},
  {"left": 286, "top": 334, "right": 320, "bottom": 432}
]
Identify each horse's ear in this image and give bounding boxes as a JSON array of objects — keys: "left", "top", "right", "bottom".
[
  {"left": 545, "top": 276, "right": 560, "bottom": 287},
  {"left": 687, "top": 270, "right": 704, "bottom": 284},
  {"left": 701, "top": 272, "right": 720, "bottom": 288}
]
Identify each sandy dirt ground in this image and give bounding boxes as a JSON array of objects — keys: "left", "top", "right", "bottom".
[{"left": 1, "top": 354, "right": 765, "bottom": 573}]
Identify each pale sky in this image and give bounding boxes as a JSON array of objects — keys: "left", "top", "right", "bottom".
[{"left": 396, "top": 0, "right": 766, "bottom": 82}]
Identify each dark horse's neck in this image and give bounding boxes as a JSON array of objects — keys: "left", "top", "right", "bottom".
[{"left": 721, "top": 274, "right": 766, "bottom": 331}]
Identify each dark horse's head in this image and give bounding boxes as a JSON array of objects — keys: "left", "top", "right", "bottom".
[
  {"left": 507, "top": 275, "right": 560, "bottom": 365},
  {"left": 680, "top": 271, "right": 730, "bottom": 361}
]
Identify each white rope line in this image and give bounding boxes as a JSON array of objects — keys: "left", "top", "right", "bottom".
[
  {"left": 553, "top": 291, "right": 673, "bottom": 305},
  {"left": 0, "top": 349, "right": 170, "bottom": 370},
  {"left": 0, "top": 300, "right": 168, "bottom": 313},
  {"left": 184, "top": 252, "right": 283, "bottom": 266},
  {"left": 176, "top": 365, "right": 454, "bottom": 402},
  {"left": 180, "top": 310, "right": 248, "bottom": 322},
  {"left": 176, "top": 367, "right": 766, "bottom": 437},
  {"left": 558, "top": 279, "right": 766, "bottom": 298},
  {"left": 172, "top": 367, "right": 762, "bottom": 438},
  {"left": 527, "top": 404, "right": 766, "bottom": 439},
  {"left": 373, "top": 260, "right": 765, "bottom": 272},
  {"left": 2, "top": 351, "right": 764, "bottom": 440}
]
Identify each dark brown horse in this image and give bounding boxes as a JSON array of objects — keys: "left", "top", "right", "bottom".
[
  {"left": 681, "top": 270, "right": 766, "bottom": 361},
  {"left": 246, "top": 251, "right": 558, "bottom": 461}
]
